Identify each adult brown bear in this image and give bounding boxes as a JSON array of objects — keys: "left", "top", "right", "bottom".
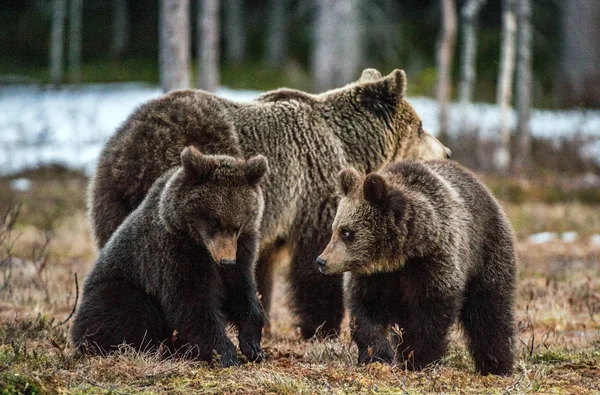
[{"left": 89, "top": 69, "right": 450, "bottom": 338}]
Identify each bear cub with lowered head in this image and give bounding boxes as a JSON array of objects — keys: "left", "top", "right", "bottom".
[
  {"left": 317, "top": 160, "right": 516, "bottom": 375},
  {"left": 72, "top": 147, "right": 268, "bottom": 367}
]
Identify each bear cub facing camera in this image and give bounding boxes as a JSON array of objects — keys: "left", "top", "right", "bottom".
[
  {"left": 71, "top": 147, "right": 268, "bottom": 367},
  {"left": 317, "top": 160, "right": 516, "bottom": 375}
]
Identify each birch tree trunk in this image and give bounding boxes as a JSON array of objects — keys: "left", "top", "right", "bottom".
[
  {"left": 224, "top": 0, "right": 245, "bottom": 66},
  {"left": 198, "top": 0, "right": 220, "bottom": 91},
  {"left": 436, "top": 0, "right": 457, "bottom": 142},
  {"left": 512, "top": 0, "right": 532, "bottom": 175},
  {"left": 111, "top": 0, "right": 130, "bottom": 59},
  {"left": 560, "top": 0, "right": 600, "bottom": 107},
  {"left": 159, "top": 0, "right": 191, "bottom": 92},
  {"left": 495, "top": 0, "right": 517, "bottom": 173},
  {"left": 68, "top": 0, "right": 83, "bottom": 83},
  {"left": 50, "top": 0, "right": 67, "bottom": 87},
  {"left": 458, "top": 0, "right": 486, "bottom": 107},
  {"left": 267, "top": 0, "right": 286, "bottom": 66},
  {"left": 313, "top": 0, "right": 362, "bottom": 91}
]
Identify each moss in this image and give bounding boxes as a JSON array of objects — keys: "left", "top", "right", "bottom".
[
  {"left": 531, "top": 349, "right": 600, "bottom": 367},
  {"left": 0, "top": 373, "right": 43, "bottom": 395}
]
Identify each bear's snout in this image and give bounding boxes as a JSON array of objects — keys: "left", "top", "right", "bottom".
[
  {"left": 316, "top": 256, "right": 327, "bottom": 273},
  {"left": 206, "top": 234, "right": 237, "bottom": 266}
]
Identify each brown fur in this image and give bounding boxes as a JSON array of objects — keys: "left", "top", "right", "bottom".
[
  {"left": 88, "top": 69, "right": 451, "bottom": 338},
  {"left": 318, "top": 160, "right": 516, "bottom": 375},
  {"left": 73, "top": 149, "right": 268, "bottom": 366}
]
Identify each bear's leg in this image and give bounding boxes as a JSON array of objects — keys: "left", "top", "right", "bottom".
[
  {"left": 394, "top": 298, "right": 459, "bottom": 370},
  {"left": 89, "top": 181, "right": 134, "bottom": 248},
  {"left": 219, "top": 232, "right": 265, "bottom": 363},
  {"left": 288, "top": 204, "right": 344, "bottom": 339},
  {"left": 72, "top": 282, "right": 169, "bottom": 355},
  {"left": 461, "top": 273, "right": 515, "bottom": 375},
  {"left": 352, "top": 307, "right": 394, "bottom": 365},
  {"left": 254, "top": 239, "right": 286, "bottom": 333},
  {"left": 166, "top": 288, "right": 238, "bottom": 367}
]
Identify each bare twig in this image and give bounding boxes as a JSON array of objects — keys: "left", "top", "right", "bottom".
[{"left": 57, "top": 273, "right": 79, "bottom": 326}]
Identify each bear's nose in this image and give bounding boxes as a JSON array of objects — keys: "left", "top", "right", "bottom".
[
  {"left": 219, "top": 259, "right": 236, "bottom": 266},
  {"left": 446, "top": 149, "right": 452, "bottom": 159},
  {"left": 316, "top": 257, "right": 327, "bottom": 267}
]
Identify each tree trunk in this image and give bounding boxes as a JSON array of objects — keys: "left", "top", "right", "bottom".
[
  {"left": 198, "top": 0, "right": 220, "bottom": 91},
  {"left": 512, "top": 0, "right": 532, "bottom": 175},
  {"left": 50, "top": 0, "right": 67, "bottom": 87},
  {"left": 436, "top": 0, "right": 457, "bottom": 142},
  {"left": 458, "top": 0, "right": 485, "bottom": 106},
  {"left": 160, "top": 0, "right": 191, "bottom": 92},
  {"left": 559, "top": 0, "right": 600, "bottom": 107},
  {"left": 313, "top": 0, "right": 362, "bottom": 91},
  {"left": 111, "top": 0, "right": 130, "bottom": 59},
  {"left": 68, "top": 0, "right": 83, "bottom": 83},
  {"left": 267, "top": 0, "right": 286, "bottom": 66},
  {"left": 224, "top": 0, "right": 245, "bottom": 66},
  {"left": 495, "top": 0, "right": 517, "bottom": 173}
]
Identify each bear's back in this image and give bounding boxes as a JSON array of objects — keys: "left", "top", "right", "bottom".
[
  {"left": 89, "top": 170, "right": 184, "bottom": 290},
  {"left": 421, "top": 160, "right": 515, "bottom": 275},
  {"left": 384, "top": 159, "right": 514, "bottom": 263},
  {"left": 95, "top": 90, "right": 241, "bottom": 212}
]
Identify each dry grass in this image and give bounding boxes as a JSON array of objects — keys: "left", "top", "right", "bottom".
[{"left": 0, "top": 172, "right": 599, "bottom": 394}]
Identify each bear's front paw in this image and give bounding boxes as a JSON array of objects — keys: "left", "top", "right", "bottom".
[
  {"left": 358, "top": 344, "right": 394, "bottom": 365},
  {"left": 239, "top": 339, "right": 265, "bottom": 363},
  {"left": 213, "top": 342, "right": 239, "bottom": 368}
]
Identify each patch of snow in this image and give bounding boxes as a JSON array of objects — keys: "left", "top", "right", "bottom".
[
  {"left": 10, "top": 178, "right": 32, "bottom": 192},
  {"left": 560, "top": 231, "right": 578, "bottom": 243},
  {"left": 1, "top": 83, "right": 600, "bottom": 176},
  {"left": 528, "top": 232, "right": 558, "bottom": 244}
]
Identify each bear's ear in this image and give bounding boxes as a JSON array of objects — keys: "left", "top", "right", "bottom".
[
  {"left": 338, "top": 168, "right": 361, "bottom": 196},
  {"left": 363, "top": 173, "right": 388, "bottom": 207},
  {"left": 180, "top": 146, "right": 217, "bottom": 180},
  {"left": 356, "top": 69, "right": 407, "bottom": 115},
  {"left": 244, "top": 155, "right": 269, "bottom": 186},
  {"left": 358, "top": 68, "right": 383, "bottom": 82},
  {"left": 387, "top": 189, "right": 407, "bottom": 222}
]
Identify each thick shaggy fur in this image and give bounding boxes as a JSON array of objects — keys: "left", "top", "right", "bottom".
[
  {"left": 72, "top": 149, "right": 268, "bottom": 367},
  {"left": 318, "top": 160, "right": 516, "bottom": 375},
  {"left": 89, "top": 68, "right": 451, "bottom": 338}
]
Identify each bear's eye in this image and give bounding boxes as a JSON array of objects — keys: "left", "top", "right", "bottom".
[
  {"left": 418, "top": 122, "right": 424, "bottom": 136},
  {"left": 208, "top": 219, "right": 220, "bottom": 234},
  {"left": 340, "top": 229, "right": 354, "bottom": 243}
]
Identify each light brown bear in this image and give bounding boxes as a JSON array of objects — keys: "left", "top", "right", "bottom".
[
  {"left": 89, "top": 69, "right": 451, "bottom": 338},
  {"left": 317, "top": 160, "right": 516, "bottom": 375}
]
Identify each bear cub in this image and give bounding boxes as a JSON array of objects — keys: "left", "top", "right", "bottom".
[
  {"left": 317, "top": 160, "right": 516, "bottom": 375},
  {"left": 72, "top": 147, "right": 268, "bottom": 367}
]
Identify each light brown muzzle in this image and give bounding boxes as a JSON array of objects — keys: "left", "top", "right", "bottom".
[
  {"left": 316, "top": 236, "right": 346, "bottom": 275},
  {"left": 206, "top": 234, "right": 237, "bottom": 265},
  {"left": 423, "top": 130, "right": 452, "bottom": 160}
]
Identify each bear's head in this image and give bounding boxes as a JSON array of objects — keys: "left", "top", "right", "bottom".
[
  {"left": 317, "top": 167, "right": 409, "bottom": 275},
  {"left": 324, "top": 68, "right": 451, "bottom": 171},
  {"left": 159, "top": 146, "right": 268, "bottom": 266}
]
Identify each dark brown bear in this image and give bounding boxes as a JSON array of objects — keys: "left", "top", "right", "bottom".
[
  {"left": 72, "top": 147, "right": 268, "bottom": 367},
  {"left": 317, "top": 160, "right": 516, "bottom": 375},
  {"left": 88, "top": 69, "right": 451, "bottom": 338}
]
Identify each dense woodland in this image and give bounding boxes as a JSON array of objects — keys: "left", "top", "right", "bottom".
[{"left": 1, "top": 0, "right": 599, "bottom": 109}]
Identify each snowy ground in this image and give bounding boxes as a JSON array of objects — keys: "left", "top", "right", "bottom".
[{"left": 1, "top": 83, "right": 599, "bottom": 176}]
